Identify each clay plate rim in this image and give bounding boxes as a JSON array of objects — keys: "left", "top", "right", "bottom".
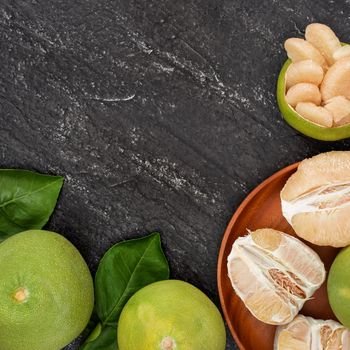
[{"left": 217, "top": 162, "right": 299, "bottom": 350}]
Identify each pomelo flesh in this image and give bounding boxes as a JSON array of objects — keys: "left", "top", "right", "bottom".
[
  {"left": 277, "top": 22, "right": 350, "bottom": 139},
  {"left": 277, "top": 59, "right": 350, "bottom": 141},
  {"left": 227, "top": 229, "right": 325, "bottom": 325},
  {"left": 0, "top": 230, "right": 94, "bottom": 350},
  {"left": 305, "top": 23, "right": 341, "bottom": 65},
  {"left": 281, "top": 151, "right": 350, "bottom": 247},
  {"left": 117, "top": 280, "right": 226, "bottom": 350},
  {"left": 274, "top": 315, "right": 350, "bottom": 350}
]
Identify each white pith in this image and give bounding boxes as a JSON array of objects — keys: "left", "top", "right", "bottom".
[
  {"left": 227, "top": 232, "right": 325, "bottom": 325},
  {"left": 274, "top": 315, "right": 350, "bottom": 350},
  {"left": 282, "top": 181, "right": 350, "bottom": 224}
]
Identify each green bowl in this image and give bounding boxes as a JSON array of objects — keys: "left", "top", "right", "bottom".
[{"left": 277, "top": 56, "right": 350, "bottom": 141}]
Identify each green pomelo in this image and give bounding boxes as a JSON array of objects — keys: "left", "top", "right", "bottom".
[
  {"left": 117, "top": 280, "right": 226, "bottom": 350},
  {"left": 0, "top": 230, "right": 94, "bottom": 350},
  {"left": 328, "top": 246, "right": 350, "bottom": 327},
  {"left": 277, "top": 45, "right": 350, "bottom": 141}
]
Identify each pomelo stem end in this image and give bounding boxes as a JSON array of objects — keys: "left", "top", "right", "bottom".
[
  {"left": 12, "top": 287, "right": 29, "bottom": 303},
  {"left": 161, "top": 336, "right": 177, "bottom": 350}
]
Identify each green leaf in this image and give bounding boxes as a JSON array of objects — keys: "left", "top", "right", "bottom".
[
  {"left": 81, "top": 233, "right": 169, "bottom": 349},
  {"left": 95, "top": 232, "right": 169, "bottom": 327},
  {"left": 80, "top": 324, "right": 117, "bottom": 350},
  {"left": 0, "top": 169, "right": 63, "bottom": 240}
]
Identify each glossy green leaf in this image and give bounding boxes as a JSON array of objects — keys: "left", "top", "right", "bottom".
[
  {"left": 81, "top": 233, "right": 169, "bottom": 349},
  {"left": 95, "top": 232, "right": 170, "bottom": 327},
  {"left": 0, "top": 169, "right": 63, "bottom": 240},
  {"left": 80, "top": 324, "right": 117, "bottom": 350}
]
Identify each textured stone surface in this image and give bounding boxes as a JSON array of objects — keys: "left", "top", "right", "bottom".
[{"left": 1, "top": 0, "right": 350, "bottom": 349}]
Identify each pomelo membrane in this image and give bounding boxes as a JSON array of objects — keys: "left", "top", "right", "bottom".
[
  {"left": 281, "top": 151, "right": 350, "bottom": 247},
  {"left": 274, "top": 315, "right": 350, "bottom": 350},
  {"left": 117, "top": 280, "right": 226, "bottom": 350},
  {"left": 0, "top": 230, "right": 94, "bottom": 350},
  {"left": 227, "top": 229, "right": 325, "bottom": 325}
]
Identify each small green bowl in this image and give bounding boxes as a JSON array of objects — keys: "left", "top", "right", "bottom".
[{"left": 277, "top": 56, "right": 350, "bottom": 141}]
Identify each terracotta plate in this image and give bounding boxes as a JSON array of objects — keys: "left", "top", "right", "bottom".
[{"left": 217, "top": 163, "right": 340, "bottom": 350}]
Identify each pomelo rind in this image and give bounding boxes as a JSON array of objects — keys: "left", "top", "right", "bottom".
[
  {"left": 117, "top": 280, "right": 226, "bottom": 350},
  {"left": 327, "top": 246, "right": 350, "bottom": 328},
  {"left": 0, "top": 230, "right": 94, "bottom": 350}
]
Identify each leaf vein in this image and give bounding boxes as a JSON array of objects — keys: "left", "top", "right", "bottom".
[
  {"left": 0, "top": 178, "right": 62, "bottom": 208},
  {"left": 101, "top": 238, "right": 155, "bottom": 326}
]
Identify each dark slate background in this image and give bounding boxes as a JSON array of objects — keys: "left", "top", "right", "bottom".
[{"left": 1, "top": 0, "right": 350, "bottom": 349}]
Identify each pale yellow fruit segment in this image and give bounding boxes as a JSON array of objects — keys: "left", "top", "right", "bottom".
[
  {"left": 285, "top": 83, "right": 321, "bottom": 107},
  {"left": 275, "top": 315, "right": 310, "bottom": 350},
  {"left": 281, "top": 151, "right": 350, "bottom": 247},
  {"left": 325, "top": 96, "right": 350, "bottom": 126},
  {"left": 321, "top": 57, "right": 350, "bottom": 101},
  {"left": 227, "top": 229, "right": 325, "bottom": 325},
  {"left": 295, "top": 102, "right": 333, "bottom": 127},
  {"left": 305, "top": 23, "right": 341, "bottom": 65},
  {"left": 333, "top": 45, "right": 350, "bottom": 61},
  {"left": 285, "top": 60, "right": 324, "bottom": 89},
  {"left": 284, "top": 38, "right": 327, "bottom": 68},
  {"left": 251, "top": 229, "right": 281, "bottom": 250},
  {"left": 282, "top": 24, "right": 350, "bottom": 128},
  {"left": 274, "top": 315, "right": 350, "bottom": 350}
]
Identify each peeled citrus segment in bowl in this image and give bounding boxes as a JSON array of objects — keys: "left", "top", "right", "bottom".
[
  {"left": 321, "top": 57, "right": 350, "bottom": 101},
  {"left": 274, "top": 315, "right": 350, "bottom": 350},
  {"left": 227, "top": 228, "right": 325, "bottom": 325},
  {"left": 305, "top": 23, "right": 341, "bottom": 66},
  {"left": 277, "top": 22, "right": 350, "bottom": 140},
  {"left": 281, "top": 151, "right": 350, "bottom": 247}
]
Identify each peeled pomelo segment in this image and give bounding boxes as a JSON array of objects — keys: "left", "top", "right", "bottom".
[
  {"left": 333, "top": 45, "right": 350, "bottom": 61},
  {"left": 305, "top": 23, "right": 341, "bottom": 65},
  {"left": 227, "top": 229, "right": 325, "bottom": 325},
  {"left": 274, "top": 315, "right": 350, "bottom": 350},
  {"left": 251, "top": 228, "right": 281, "bottom": 250},
  {"left": 274, "top": 315, "right": 310, "bottom": 350},
  {"left": 245, "top": 290, "right": 293, "bottom": 325},
  {"left": 325, "top": 96, "right": 350, "bottom": 126},
  {"left": 321, "top": 57, "right": 350, "bottom": 101},
  {"left": 282, "top": 181, "right": 350, "bottom": 223},
  {"left": 285, "top": 60, "right": 324, "bottom": 89},
  {"left": 295, "top": 102, "right": 333, "bottom": 127},
  {"left": 277, "top": 60, "right": 350, "bottom": 141},
  {"left": 281, "top": 152, "right": 350, "bottom": 202},
  {"left": 291, "top": 209, "right": 350, "bottom": 247},
  {"left": 228, "top": 249, "right": 297, "bottom": 325},
  {"left": 281, "top": 151, "right": 350, "bottom": 247},
  {"left": 285, "top": 38, "right": 327, "bottom": 68},
  {"left": 325, "top": 327, "right": 348, "bottom": 350},
  {"left": 285, "top": 83, "right": 321, "bottom": 107}
]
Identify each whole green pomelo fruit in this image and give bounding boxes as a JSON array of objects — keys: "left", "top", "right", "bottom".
[
  {"left": 117, "top": 280, "right": 226, "bottom": 350},
  {"left": 0, "top": 230, "right": 94, "bottom": 350},
  {"left": 328, "top": 246, "right": 350, "bottom": 327}
]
